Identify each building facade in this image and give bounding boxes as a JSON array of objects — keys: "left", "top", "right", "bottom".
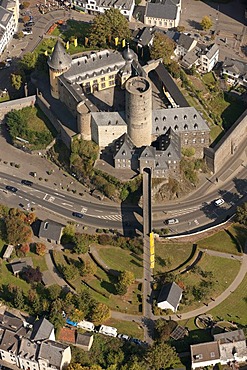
[{"left": 144, "top": 0, "right": 181, "bottom": 29}]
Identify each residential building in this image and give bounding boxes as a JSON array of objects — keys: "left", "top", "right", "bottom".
[
  {"left": 58, "top": 328, "right": 94, "bottom": 352},
  {"left": 10, "top": 261, "right": 27, "bottom": 276},
  {"left": 174, "top": 33, "right": 198, "bottom": 57},
  {"left": 144, "top": 0, "right": 181, "bottom": 29},
  {"left": 191, "top": 329, "right": 247, "bottom": 369},
  {"left": 38, "top": 219, "right": 64, "bottom": 244},
  {"left": 2, "top": 244, "right": 14, "bottom": 260},
  {"left": 70, "top": 0, "right": 135, "bottom": 21},
  {"left": 221, "top": 57, "right": 247, "bottom": 85},
  {"left": 0, "top": 6, "right": 15, "bottom": 54},
  {"left": 157, "top": 282, "right": 183, "bottom": 312},
  {"left": 198, "top": 43, "right": 219, "bottom": 73},
  {"left": 0, "top": 311, "right": 72, "bottom": 370}
]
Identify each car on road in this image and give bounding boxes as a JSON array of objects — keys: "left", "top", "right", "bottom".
[
  {"left": 165, "top": 218, "right": 179, "bottom": 225},
  {"left": 214, "top": 198, "right": 225, "bottom": 206},
  {"left": 130, "top": 338, "right": 142, "bottom": 345},
  {"left": 6, "top": 185, "right": 18, "bottom": 192},
  {"left": 21, "top": 179, "right": 33, "bottom": 187},
  {"left": 72, "top": 212, "right": 84, "bottom": 218},
  {"left": 23, "top": 29, "right": 33, "bottom": 35},
  {"left": 25, "top": 21, "right": 35, "bottom": 27}
]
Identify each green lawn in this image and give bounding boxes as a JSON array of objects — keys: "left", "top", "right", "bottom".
[
  {"left": 29, "top": 254, "right": 47, "bottom": 272},
  {"left": 201, "top": 72, "right": 217, "bottom": 86},
  {"left": 104, "top": 318, "right": 144, "bottom": 339},
  {"left": 209, "top": 273, "right": 247, "bottom": 326},
  {"left": 179, "top": 254, "right": 240, "bottom": 313},
  {"left": 154, "top": 242, "right": 194, "bottom": 274},
  {"left": 197, "top": 228, "right": 243, "bottom": 255},
  {"left": 97, "top": 247, "right": 143, "bottom": 279},
  {"left": 0, "top": 262, "right": 30, "bottom": 292}
]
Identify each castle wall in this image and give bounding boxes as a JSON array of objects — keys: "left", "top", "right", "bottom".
[
  {"left": 58, "top": 81, "right": 79, "bottom": 117},
  {"left": 204, "top": 109, "right": 247, "bottom": 173},
  {"left": 126, "top": 76, "right": 152, "bottom": 147},
  {"left": 0, "top": 96, "right": 36, "bottom": 119},
  {"left": 91, "top": 119, "right": 127, "bottom": 148}
]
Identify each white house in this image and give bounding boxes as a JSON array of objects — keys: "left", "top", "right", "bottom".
[
  {"left": 191, "top": 342, "right": 220, "bottom": 369},
  {"left": 70, "top": 0, "right": 135, "bottom": 21},
  {"left": 157, "top": 282, "right": 182, "bottom": 312},
  {"left": 0, "top": 6, "right": 15, "bottom": 54},
  {"left": 144, "top": 0, "right": 181, "bottom": 29},
  {"left": 198, "top": 43, "right": 219, "bottom": 73},
  {"left": 175, "top": 33, "right": 198, "bottom": 57},
  {"left": 221, "top": 57, "right": 247, "bottom": 86}
]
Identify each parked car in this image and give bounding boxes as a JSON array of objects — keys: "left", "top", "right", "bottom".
[
  {"left": 21, "top": 179, "right": 33, "bottom": 187},
  {"left": 23, "top": 29, "right": 32, "bottom": 35},
  {"left": 25, "top": 21, "right": 35, "bottom": 27},
  {"left": 165, "top": 218, "right": 179, "bottom": 225},
  {"left": 214, "top": 198, "right": 225, "bottom": 206},
  {"left": 117, "top": 334, "right": 129, "bottom": 341},
  {"left": 72, "top": 212, "right": 84, "bottom": 218},
  {"left": 6, "top": 185, "right": 18, "bottom": 192}
]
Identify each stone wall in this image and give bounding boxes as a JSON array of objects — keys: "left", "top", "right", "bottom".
[
  {"left": 0, "top": 96, "right": 36, "bottom": 120},
  {"left": 204, "top": 109, "right": 247, "bottom": 173},
  {"left": 36, "top": 93, "right": 74, "bottom": 149}
]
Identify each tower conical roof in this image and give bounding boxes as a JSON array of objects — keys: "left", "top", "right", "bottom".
[{"left": 47, "top": 41, "right": 72, "bottom": 71}]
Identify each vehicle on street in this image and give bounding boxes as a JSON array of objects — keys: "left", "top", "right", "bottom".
[
  {"left": 165, "top": 218, "right": 179, "bottom": 225},
  {"left": 130, "top": 338, "right": 142, "bottom": 345},
  {"left": 72, "top": 212, "right": 84, "bottom": 218},
  {"left": 117, "top": 334, "right": 129, "bottom": 341},
  {"left": 214, "top": 198, "right": 225, "bottom": 206},
  {"left": 5, "top": 57, "right": 12, "bottom": 63},
  {"left": 99, "top": 325, "right": 118, "bottom": 337},
  {"left": 6, "top": 185, "right": 18, "bottom": 192},
  {"left": 77, "top": 320, "right": 95, "bottom": 332},
  {"left": 23, "top": 29, "right": 33, "bottom": 35},
  {"left": 25, "top": 21, "right": 35, "bottom": 27},
  {"left": 21, "top": 179, "right": 33, "bottom": 187}
]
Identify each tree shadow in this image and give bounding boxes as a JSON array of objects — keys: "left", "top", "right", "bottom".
[
  {"left": 232, "top": 177, "right": 247, "bottom": 197},
  {"left": 100, "top": 280, "right": 117, "bottom": 295},
  {"left": 218, "top": 189, "right": 240, "bottom": 206},
  {"left": 200, "top": 201, "right": 218, "bottom": 220},
  {"left": 187, "top": 19, "right": 202, "bottom": 30}
]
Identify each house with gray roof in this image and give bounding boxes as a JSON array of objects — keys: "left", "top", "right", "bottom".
[
  {"left": 157, "top": 282, "right": 182, "bottom": 312},
  {"left": 38, "top": 340, "right": 71, "bottom": 370},
  {"left": 197, "top": 43, "right": 219, "bottom": 73},
  {"left": 222, "top": 57, "right": 247, "bottom": 86},
  {"left": 38, "top": 219, "right": 64, "bottom": 244},
  {"left": 144, "top": 0, "right": 181, "bottom": 29},
  {"left": 175, "top": 33, "right": 197, "bottom": 57},
  {"left": 10, "top": 261, "right": 27, "bottom": 276},
  {"left": 31, "top": 317, "right": 55, "bottom": 342},
  {"left": 0, "top": 329, "right": 19, "bottom": 366},
  {"left": 2, "top": 244, "right": 14, "bottom": 260},
  {"left": 191, "top": 329, "right": 247, "bottom": 369}
]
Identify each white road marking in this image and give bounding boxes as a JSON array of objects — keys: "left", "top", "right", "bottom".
[
  {"left": 62, "top": 202, "right": 73, "bottom": 207},
  {"left": 18, "top": 196, "right": 23, "bottom": 198},
  {"left": 81, "top": 207, "right": 88, "bottom": 213},
  {"left": 95, "top": 209, "right": 103, "bottom": 212},
  {"left": 55, "top": 192, "right": 65, "bottom": 197},
  {"left": 194, "top": 219, "right": 199, "bottom": 225}
]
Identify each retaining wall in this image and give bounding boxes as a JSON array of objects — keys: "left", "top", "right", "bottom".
[{"left": 0, "top": 96, "right": 36, "bottom": 119}]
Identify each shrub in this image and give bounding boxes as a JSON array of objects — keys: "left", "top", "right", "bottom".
[
  {"left": 22, "top": 2, "right": 30, "bottom": 8},
  {"left": 181, "top": 147, "right": 195, "bottom": 157}
]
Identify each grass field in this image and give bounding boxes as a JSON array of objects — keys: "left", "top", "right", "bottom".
[
  {"left": 97, "top": 247, "right": 143, "bottom": 279},
  {"left": 209, "top": 273, "right": 247, "bottom": 326},
  {"left": 154, "top": 242, "right": 194, "bottom": 274},
  {"left": 104, "top": 318, "right": 144, "bottom": 339},
  {"left": 179, "top": 253, "right": 240, "bottom": 312},
  {"left": 196, "top": 228, "right": 243, "bottom": 255}
]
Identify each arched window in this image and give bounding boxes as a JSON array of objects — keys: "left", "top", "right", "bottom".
[
  {"left": 174, "top": 125, "right": 178, "bottom": 131},
  {"left": 184, "top": 115, "right": 187, "bottom": 120},
  {"left": 155, "top": 117, "right": 158, "bottom": 122},
  {"left": 163, "top": 116, "right": 166, "bottom": 121},
  {"left": 194, "top": 123, "right": 198, "bottom": 130},
  {"left": 156, "top": 126, "right": 159, "bottom": 132},
  {"left": 163, "top": 126, "right": 167, "bottom": 131},
  {"left": 174, "top": 115, "right": 178, "bottom": 120},
  {"left": 193, "top": 114, "right": 197, "bottom": 119},
  {"left": 184, "top": 124, "right": 188, "bottom": 130}
]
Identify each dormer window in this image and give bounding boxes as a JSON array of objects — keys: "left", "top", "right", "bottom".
[
  {"left": 184, "top": 115, "right": 187, "bottom": 120},
  {"left": 155, "top": 117, "right": 158, "bottom": 122},
  {"left": 168, "top": 152, "right": 171, "bottom": 157},
  {"left": 163, "top": 116, "right": 166, "bottom": 121},
  {"left": 194, "top": 123, "right": 198, "bottom": 130},
  {"left": 156, "top": 126, "right": 159, "bottom": 132},
  {"left": 184, "top": 124, "right": 188, "bottom": 130},
  {"left": 194, "top": 114, "right": 197, "bottom": 119},
  {"left": 163, "top": 126, "right": 167, "bottom": 131},
  {"left": 174, "top": 125, "right": 178, "bottom": 131},
  {"left": 174, "top": 115, "right": 178, "bottom": 120}
]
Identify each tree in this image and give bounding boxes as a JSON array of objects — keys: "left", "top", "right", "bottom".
[
  {"left": 60, "top": 264, "right": 79, "bottom": 281},
  {"left": 49, "top": 311, "right": 65, "bottom": 332},
  {"left": 89, "top": 8, "right": 130, "bottom": 47},
  {"left": 5, "top": 214, "right": 32, "bottom": 245},
  {"left": 201, "top": 16, "right": 213, "bottom": 31},
  {"left": 73, "top": 233, "right": 89, "bottom": 254},
  {"left": 47, "top": 285, "right": 62, "bottom": 300},
  {"left": 91, "top": 302, "right": 110, "bottom": 323},
  {"left": 21, "top": 266, "right": 42, "bottom": 284},
  {"left": 145, "top": 342, "right": 180, "bottom": 370},
  {"left": 11, "top": 74, "right": 22, "bottom": 90},
  {"left": 236, "top": 202, "right": 247, "bottom": 225},
  {"left": 20, "top": 52, "right": 38, "bottom": 71},
  {"left": 13, "top": 288, "right": 25, "bottom": 309},
  {"left": 115, "top": 270, "right": 135, "bottom": 295},
  {"left": 167, "top": 61, "right": 181, "bottom": 79},
  {"left": 150, "top": 32, "right": 175, "bottom": 66},
  {"left": 18, "top": 243, "right": 30, "bottom": 256},
  {"left": 154, "top": 319, "right": 177, "bottom": 341},
  {"left": 35, "top": 242, "right": 47, "bottom": 256},
  {"left": 83, "top": 260, "right": 97, "bottom": 276}
]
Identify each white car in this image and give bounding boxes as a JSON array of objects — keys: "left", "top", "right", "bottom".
[
  {"left": 214, "top": 198, "right": 225, "bottom": 206},
  {"left": 165, "top": 218, "right": 179, "bottom": 225},
  {"left": 23, "top": 30, "right": 32, "bottom": 35}
]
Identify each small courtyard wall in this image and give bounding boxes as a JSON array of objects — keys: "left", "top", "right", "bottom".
[{"left": 0, "top": 96, "right": 36, "bottom": 119}]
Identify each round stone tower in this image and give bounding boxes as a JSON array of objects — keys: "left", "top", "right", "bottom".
[
  {"left": 125, "top": 76, "right": 152, "bottom": 147},
  {"left": 47, "top": 41, "right": 72, "bottom": 99}
]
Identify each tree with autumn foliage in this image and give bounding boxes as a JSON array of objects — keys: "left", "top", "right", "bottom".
[
  {"left": 150, "top": 32, "right": 175, "bottom": 66},
  {"left": 90, "top": 302, "right": 110, "bottom": 324},
  {"left": 17, "top": 243, "right": 30, "bottom": 256},
  {"left": 5, "top": 208, "right": 33, "bottom": 245},
  {"left": 21, "top": 266, "right": 42, "bottom": 284},
  {"left": 35, "top": 242, "right": 47, "bottom": 256}
]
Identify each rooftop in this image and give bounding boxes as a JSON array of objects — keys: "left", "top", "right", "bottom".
[
  {"left": 157, "top": 282, "right": 183, "bottom": 310},
  {"left": 145, "top": 0, "right": 178, "bottom": 20},
  {"left": 38, "top": 219, "right": 64, "bottom": 241},
  {"left": 191, "top": 341, "right": 220, "bottom": 364}
]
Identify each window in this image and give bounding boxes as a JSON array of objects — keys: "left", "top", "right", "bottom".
[
  {"left": 192, "top": 138, "right": 196, "bottom": 143},
  {"left": 201, "top": 138, "right": 205, "bottom": 143},
  {"left": 194, "top": 123, "right": 198, "bottom": 129},
  {"left": 101, "top": 77, "right": 105, "bottom": 82},
  {"left": 184, "top": 124, "right": 188, "bottom": 130},
  {"left": 101, "top": 83, "right": 106, "bottom": 88},
  {"left": 184, "top": 139, "right": 188, "bottom": 144},
  {"left": 109, "top": 75, "right": 114, "bottom": 79},
  {"left": 174, "top": 125, "right": 178, "bottom": 131},
  {"left": 109, "top": 80, "right": 114, "bottom": 86},
  {"left": 93, "top": 79, "right": 97, "bottom": 84}
]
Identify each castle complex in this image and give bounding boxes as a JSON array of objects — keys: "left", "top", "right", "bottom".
[{"left": 47, "top": 41, "right": 210, "bottom": 179}]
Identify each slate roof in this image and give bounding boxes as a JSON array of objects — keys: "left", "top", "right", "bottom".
[
  {"left": 38, "top": 219, "right": 64, "bottom": 242},
  {"left": 213, "top": 329, "right": 246, "bottom": 344},
  {"left": 145, "top": 0, "right": 178, "bottom": 20},
  {"left": 97, "top": 0, "right": 133, "bottom": 11},
  {"left": 199, "top": 43, "right": 219, "bottom": 59},
  {"left": 0, "top": 312, "right": 23, "bottom": 332},
  {"left": 177, "top": 33, "right": 196, "bottom": 51},
  {"left": 63, "top": 49, "right": 125, "bottom": 83},
  {"left": 31, "top": 317, "right": 54, "bottom": 341},
  {"left": 38, "top": 340, "right": 69, "bottom": 368},
  {"left": 191, "top": 342, "right": 220, "bottom": 365},
  {"left": 10, "top": 261, "right": 27, "bottom": 275},
  {"left": 155, "top": 63, "right": 189, "bottom": 107},
  {"left": 139, "top": 146, "right": 155, "bottom": 160},
  {"left": 180, "top": 49, "right": 199, "bottom": 68},
  {"left": 134, "top": 27, "right": 155, "bottom": 47},
  {"left": 156, "top": 127, "right": 181, "bottom": 159},
  {"left": 157, "top": 282, "right": 182, "bottom": 310},
  {"left": 222, "top": 57, "right": 247, "bottom": 76},
  {"left": 152, "top": 106, "right": 210, "bottom": 133},
  {"left": 19, "top": 337, "right": 38, "bottom": 359},
  {"left": 91, "top": 111, "right": 126, "bottom": 127},
  {"left": 0, "top": 6, "right": 12, "bottom": 28},
  {"left": 114, "top": 133, "right": 135, "bottom": 160},
  {"left": 76, "top": 332, "right": 93, "bottom": 347},
  {"left": 0, "top": 329, "right": 19, "bottom": 353},
  {"left": 47, "top": 41, "right": 72, "bottom": 71}
]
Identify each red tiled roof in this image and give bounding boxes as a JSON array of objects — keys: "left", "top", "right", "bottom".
[{"left": 57, "top": 327, "right": 76, "bottom": 344}]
